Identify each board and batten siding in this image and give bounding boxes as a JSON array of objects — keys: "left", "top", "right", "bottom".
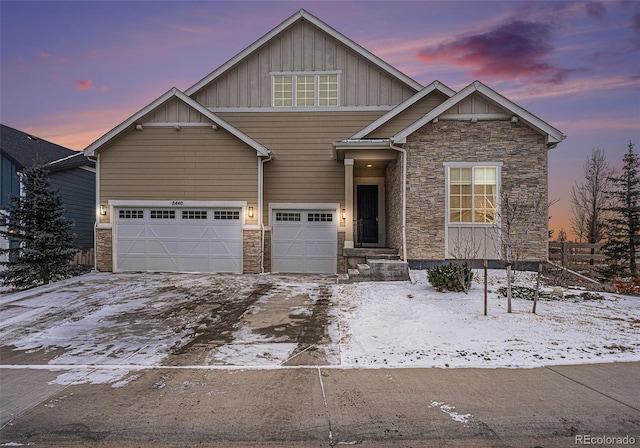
[
  {"left": 194, "top": 21, "right": 417, "bottom": 109},
  {"left": 218, "top": 110, "right": 387, "bottom": 215},
  {"left": 98, "top": 127, "right": 259, "bottom": 224},
  {"left": 145, "top": 98, "right": 208, "bottom": 123}
]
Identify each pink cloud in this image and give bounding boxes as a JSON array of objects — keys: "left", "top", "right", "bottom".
[
  {"left": 75, "top": 79, "right": 92, "bottom": 90},
  {"left": 417, "top": 20, "right": 578, "bottom": 84},
  {"left": 39, "top": 51, "right": 70, "bottom": 63},
  {"left": 100, "top": 85, "right": 110, "bottom": 93}
]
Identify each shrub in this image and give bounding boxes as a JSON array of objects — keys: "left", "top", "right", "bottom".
[{"left": 427, "top": 262, "right": 473, "bottom": 293}]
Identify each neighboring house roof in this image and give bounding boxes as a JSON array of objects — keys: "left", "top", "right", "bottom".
[
  {"left": 46, "top": 152, "right": 95, "bottom": 173},
  {"left": 0, "top": 124, "right": 84, "bottom": 169},
  {"left": 84, "top": 88, "right": 270, "bottom": 158},
  {"left": 392, "top": 81, "right": 566, "bottom": 147},
  {"left": 185, "top": 9, "right": 423, "bottom": 97},
  {"left": 350, "top": 80, "right": 457, "bottom": 140}
]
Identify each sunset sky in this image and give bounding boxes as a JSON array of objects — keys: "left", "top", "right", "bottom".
[{"left": 1, "top": 0, "right": 639, "bottom": 239}]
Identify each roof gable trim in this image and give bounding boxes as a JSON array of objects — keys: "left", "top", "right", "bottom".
[
  {"left": 185, "top": 9, "right": 422, "bottom": 97},
  {"left": 84, "top": 88, "right": 270, "bottom": 157},
  {"left": 392, "top": 81, "right": 565, "bottom": 146},
  {"left": 350, "top": 81, "right": 456, "bottom": 139}
]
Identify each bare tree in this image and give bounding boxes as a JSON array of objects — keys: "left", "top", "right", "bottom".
[
  {"left": 570, "top": 149, "right": 613, "bottom": 244},
  {"left": 492, "top": 191, "right": 552, "bottom": 313}
]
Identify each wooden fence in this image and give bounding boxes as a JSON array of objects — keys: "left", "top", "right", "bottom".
[
  {"left": 548, "top": 242, "right": 606, "bottom": 272},
  {"left": 72, "top": 248, "right": 94, "bottom": 266}
]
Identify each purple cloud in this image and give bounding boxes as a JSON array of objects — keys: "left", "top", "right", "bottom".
[
  {"left": 585, "top": 2, "right": 606, "bottom": 21},
  {"left": 417, "top": 20, "right": 574, "bottom": 83}
]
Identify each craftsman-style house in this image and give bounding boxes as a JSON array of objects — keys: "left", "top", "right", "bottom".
[{"left": 84, "top": 9, "right": 564, "bottom": 276}]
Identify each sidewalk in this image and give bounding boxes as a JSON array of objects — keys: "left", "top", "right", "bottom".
[{"left": 2, "top": 362, "right": 638, "bottom": 447}]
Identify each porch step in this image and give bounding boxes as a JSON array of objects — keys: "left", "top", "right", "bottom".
[{"left": 340, "top": 259, "right": 410, "bottom": 283}]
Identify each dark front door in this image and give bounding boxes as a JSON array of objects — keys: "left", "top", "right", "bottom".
[{"left": 357, "top": 184, "right": 378, "bottom": 245}]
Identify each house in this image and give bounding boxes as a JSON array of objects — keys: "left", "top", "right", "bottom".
[
  {"left": 1, "top": 124, "right": 96, "bottom": 265},
  {"left": 84, "top": 9, "right": 564, "bottom": 276}
]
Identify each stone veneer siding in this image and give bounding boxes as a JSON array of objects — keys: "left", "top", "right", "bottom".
[
  {"left": 242, "top": 229, "right": 262, "bottom": 274},
  {"left": 385, "top": 157, "right": 403, "bottom": 255},
  {"left": 403, "top": 120, "right": 549, "bottom": 261},
  {"left": 96, "top": 227, "right": 113, "bottom": 272}
]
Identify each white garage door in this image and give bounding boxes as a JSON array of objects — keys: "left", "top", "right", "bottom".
[
  {"left": 272, "top": 210, "right": 337, "bottom": 274},
  {"left": 115, "top": 207, "right": 242, "bottom": 273}
]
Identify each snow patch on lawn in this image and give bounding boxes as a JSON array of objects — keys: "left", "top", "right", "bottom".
[{"left": 336, "top": 270, "right": 640, "bottom": 368}]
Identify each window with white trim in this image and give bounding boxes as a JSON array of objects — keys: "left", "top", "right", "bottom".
[
  {"left": 214, "top": 210, "right": 240, "bottom": 220},
  {"left": 276, "top": 212, "right": 301, "bottom": 222},
  {"left": 308, "top": 213, "right": 333, "bottom": 222},
  {"left": 119, "top": 210, "right": 144, "bottom": 219},
  {"left": 448, "top": 166, "right": 498, "bottom": 224},
  {"left": 182, "top": 210, "right": 207, "bottom": 220},
  {"left": 272, "top": 73, "right": 339, "bottom": 107},
  {"left": 150, "top": 210, "right": 175, "bottom": 219}
]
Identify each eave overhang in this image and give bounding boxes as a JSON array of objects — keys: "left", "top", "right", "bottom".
[
  {"left": 392, "top": 81, "right": 566, "bottom": 148},
  {"left": 83, "top": 88, "right": 270, "bottom": 158}
]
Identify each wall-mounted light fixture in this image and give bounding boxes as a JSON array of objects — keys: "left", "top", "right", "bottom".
[
  {"left": 342, "top": 209, "right": 346, "bottom": 220},
  {"left": 100, "top": 205, "right": 107, "bottom": 216},
  {"left": 248, "top": 207, "right": 254, "bottom": 218}
]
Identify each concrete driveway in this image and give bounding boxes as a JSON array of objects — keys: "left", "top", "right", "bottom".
[
  {"left": 0, "top": 272, "right": 338, "bottom": 369},
  {"left": 1, "top": 273, "right": 639, "bottom": 446}
]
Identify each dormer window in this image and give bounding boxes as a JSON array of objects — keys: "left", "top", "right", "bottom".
[{"left": 272, "top": 72, "right": 339, "bottom": 107}]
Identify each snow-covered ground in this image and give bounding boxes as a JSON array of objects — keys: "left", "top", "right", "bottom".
[
  {"left": 0, "top": 270, "right": 638, "bottom": 386},
  {"left": 336, "top": 270, "right": 639, "bottom": 368}
]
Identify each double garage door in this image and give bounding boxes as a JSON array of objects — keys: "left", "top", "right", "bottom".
[
  {"left": 115, "top": 206, "right": 338, "bottom": 274},
  {"left": 115, "top": 207, "right": 242, "bottom": 273},
  {"left": 271, "top": 209, "right": 337, "bottom": 274}
]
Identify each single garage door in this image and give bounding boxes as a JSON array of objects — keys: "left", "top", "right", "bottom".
[
  {"left": 272, "top": 209, "right": 337, "bottom": 274},
  {"left": 115, "top": 207, "right": 242, "bottom": 273}
]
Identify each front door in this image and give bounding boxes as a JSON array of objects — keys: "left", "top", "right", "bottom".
[{"left": 357, "top": 185, "right": 378, "bottom": 245}]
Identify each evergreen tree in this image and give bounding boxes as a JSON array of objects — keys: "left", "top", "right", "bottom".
[
  {"left": 0, "top": 164, "right": 76, "bottom": 288},
  {"left": 601, "top": 142, "right": 640, "bottom": 279}
]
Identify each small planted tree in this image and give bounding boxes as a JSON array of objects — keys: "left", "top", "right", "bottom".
[
  {"left": 493, "top": 191, "right": 550, "bottom": 313},
  {"left": 0, "top": 164, "right": 76, "bottom": 288}
]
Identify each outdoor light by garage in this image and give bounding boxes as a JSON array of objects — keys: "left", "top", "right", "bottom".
[
  {"left": 100, "top": 205, "right": 107, "bottom": 216},
  {"left": 248, "top": 207, "right": 254, "bottom": 218}
]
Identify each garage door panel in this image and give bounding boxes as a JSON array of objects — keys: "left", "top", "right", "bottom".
[
  {"left": 147, "top": 256, "right": 179, "bottom": 272},
  {"left": 116, "top": 207, "right": 242, "bottom": 273},
  {"left": 272, "top": 209, "right": 337, "bottom": 274},
  {"left": 147, "top": 240, "right": 179, "bottom": 254}
]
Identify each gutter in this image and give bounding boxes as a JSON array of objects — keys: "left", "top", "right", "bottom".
[{"left": 389, "top": 141, "right": 407, "bottom": 263}]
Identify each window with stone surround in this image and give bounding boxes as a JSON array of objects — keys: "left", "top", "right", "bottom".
[{"left": 446, "top": 164, "right": 500, "bottom": 225}]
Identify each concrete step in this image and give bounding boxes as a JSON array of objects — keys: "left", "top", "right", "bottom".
[
  {"left": 366, "top": 254, "right": 400, "bottom": 261},
  {"left": 339, "top": 259, "right": 409, "bottom": 283}
]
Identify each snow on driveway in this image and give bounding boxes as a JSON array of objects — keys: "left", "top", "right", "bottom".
[{"left": 0, "top": 270, "right": 638, "bottom": 386}]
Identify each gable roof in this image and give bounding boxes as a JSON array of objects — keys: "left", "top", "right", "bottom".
[
  {"left": 185, "top": 9, "right": 423, "bottom": 97},
  {"left": 83, "top": 88, "right": 270, "bottom": 158},
  {"left": 0, "top": 124, "right": 81, "bottom": 169},
  {"left": 392, "top": 81, "right": 566, "bottom": 147},
  {"left": 350, "top": 81, "right": 456, "bottom": 139}
]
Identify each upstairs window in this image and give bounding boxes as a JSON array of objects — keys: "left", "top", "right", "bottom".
[{"left": 272, "top": 73, "right": 339, "bottom": 108}]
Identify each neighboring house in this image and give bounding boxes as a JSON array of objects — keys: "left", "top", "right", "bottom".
[
  {"left": 85, "top": 9, "right": 564, "bottom": 275},
  {"left": 1, "top": 124, "right": 96, "bottom": 265}
]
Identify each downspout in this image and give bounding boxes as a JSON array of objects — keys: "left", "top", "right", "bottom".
[
  {"left": 258, "top": 152, "right": 272, "bottom": 273},
  {"left": 389, "top": 141, "right": 407, "bottom": 263},
  {"left": 93, "top": 155, "right": 99, "bottom": 272}
]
